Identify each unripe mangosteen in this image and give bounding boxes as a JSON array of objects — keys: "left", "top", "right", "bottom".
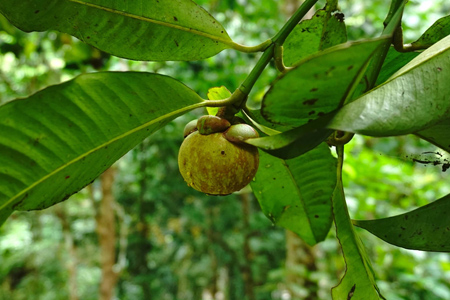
[{"left": 178, "top": 120, "right": 259, "bottom": 195}]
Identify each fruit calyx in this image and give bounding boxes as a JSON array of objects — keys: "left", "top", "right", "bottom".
[
  {"left": 179, "top": 115, "right": 260, "bottom": 195},
  {"left": 186, "top": 115, "right": 259, "bottom": 143},
  {"left": 223, "top": 123, "right": 259, "bottom": 143},
  {"left": 197, "top": 115, "right": 231, "bottom": 135}
]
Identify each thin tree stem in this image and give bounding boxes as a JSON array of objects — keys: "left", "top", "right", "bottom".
[
  {"left": 238, "top": 44, "right": 275, "bottom": 96},
  {"left": 272, "top": 0, "right": 318, "bottom": 45},
  {"left": 205, "top": 0, "right": 319, "bottom": 106}
]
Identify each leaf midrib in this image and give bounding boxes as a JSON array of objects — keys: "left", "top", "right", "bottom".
[
  {"left": 0, "top": 101, "right": 207, "bottom": 211},
  {"left": 69, "top": 0, "right": 235, "bottom": 48},
  {"left": 333, "top": 184, "right": 379, "bottom": 296},
  {"left": 280, "top": 159, "right": 316, "bottom": 241}
]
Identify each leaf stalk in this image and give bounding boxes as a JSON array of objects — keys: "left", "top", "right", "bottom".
[
  {"left": 273, "top": 45, "right": 293, "bottom": 73},
  {"left": 232, "top": 39, "right": 273, "bottom": 53}
]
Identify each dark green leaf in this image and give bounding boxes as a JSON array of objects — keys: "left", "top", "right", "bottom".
[
  {"left": 328, "top": 35, "right": 450, "bottom": 136},
  {"left": 375, "top": 47, "right": 419, "bottom": 85},
  {"left": 0, "top": 0, "right": 233, "bottom": 61},
  {"left": 262, "top": 38, "right": 388, "bottom": 127},
  {"left": 245, "top": 112, "right": 335, "bottom": 159},
  {"left": 251, "top": 144, "right": 337, "bottom": 246},
  {"left": 415, "top": 118, "right": 450, "bottom": 154},
  {"left": 242, "top": 110, "right": 282, "bottom": 137},
  {"left": 349, "top": 2, "right": 405, "bottom": 98},
  {"left": 244, "top": 109, "right": 292, "bottom": 132},
  {"left": 411, "top": 15, "right": 450, "bottom": 49},
  {"left": 283, "top": 8, "right": 347, "bottom": 66},
  {"left": 353, "top": 193, "right": 450, "bottom": 252},
  {"left": 332, "top": 180, "right": 383, "bottom": 300},
  {"left": 0, "top": 72, "right": 205, "bottom": 225}
]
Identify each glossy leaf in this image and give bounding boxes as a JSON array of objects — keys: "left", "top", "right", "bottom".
[
  {"left": 262, "top": 38, "right": 388, "bottom": 127},
  {"left": 415, "top": 118, "right": 450, "bottom": 154},
  {"left": 353, "top": 193, "right": 450, "bottom": 252},
  {"left": 245, "top": 112, "right": 335, "bottom": 159},
  {"left": 332, "top": 180, "right": 383, "bottom": 300},
  {"left": 0, "top": 72, "right": 205, "bottom": 225},
  {"left": 242, "top": 110, "right": 281, "bottom": 137},
  {"left": 251, "top": 144, "right": 337, "bottom": 246},
  {"left": 0, "top": 0, "right": 233, "bottom": 61},
  {"left": 350, "top": 3, "right": 405, "bottom": 99},
  {"left": 411, "top": 15, "right": 450, "bottom": 49},
  {"left": 244, "top": 109, "right": 292, "bottom": 132},
  {"left": 328, "top": 34, "right": 450, "bottom": 136},
  {"left": 283, "top": 8, "right": 347, "bottom": 66},
  {"left": 375, "top": 47, "right": 419, "bottom": 85}
]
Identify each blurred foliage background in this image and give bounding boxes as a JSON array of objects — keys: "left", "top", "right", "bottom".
[{"left": 0, "top": 0, "right": 449, "bottom": 299}]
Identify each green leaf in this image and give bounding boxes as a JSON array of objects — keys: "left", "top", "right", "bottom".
[
  {"left": 328, "top": 34, "right": 450, "bottom": 136},
  {"left": 332, "top": 180, "right": 383, "bottom": 300},
  {"left": 0, "top": 0, "right": 233, "bottom": 61},
  {"left": 375, "top": 47, "right": 419, "bottom": 85},
  {"left": 251, "top": 144, "right": 337, "bottom": 246},
  {"left": 349, "top": 2, "right": 405, "bottom": 98},
  {"left": 206, "top": 86, "right": 231, "bottom": 116},
  {"left": 242, "top": 110, "right": 281, "bottom": 137},
  {"left": 353, "top": 193, "right": 450, "bottom": 252},
  {"left": 262, "top": 38, "right": 388, "bottom": 128},
  {"left": 245, "top": 112, "right": 334, "bottom": 159},
  {"left": 411, "top": 15, "right": 450, "bottom": 49},
  {"left": 283, "top": 8, "right": 347, "bottom": 66},
  {"left": 0, "top": 72, "right": 205, "bottom": 225},
  {"left": 244, "top": 109, "right": 292, "bottom": 132},
  {"left": 415, "top": 118, "right": 450, "bottom": 154}
]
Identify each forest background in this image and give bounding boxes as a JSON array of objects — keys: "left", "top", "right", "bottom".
[{"left": 0, "top": 0, "right": 449, "bottom": 299}]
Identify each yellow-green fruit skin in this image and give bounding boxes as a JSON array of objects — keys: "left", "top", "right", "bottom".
[{"left": 178, "top": 131, "right": 259, "bottom": 195}]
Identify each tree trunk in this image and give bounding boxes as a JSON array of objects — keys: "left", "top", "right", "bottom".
[
  {"left": 282, "top": 0, "right": 315, "bottom": 19},
  {"left": 97, "top": 167, "right": 118, "bottom": 300},
  {"left": 137, "top": 142, "right": 153, "bottom": 299},
  {"left": 207, "top": 207, "right": 219, "bottom": 298},
  {"left": 55, "top": 206, "right": 79, "bottom": 300},
  {"left": 285, "top": 230, "right": 318, "bottom": 299},
  {"left": 240, "top": 193, "right": 255, "bottom": 300}
]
